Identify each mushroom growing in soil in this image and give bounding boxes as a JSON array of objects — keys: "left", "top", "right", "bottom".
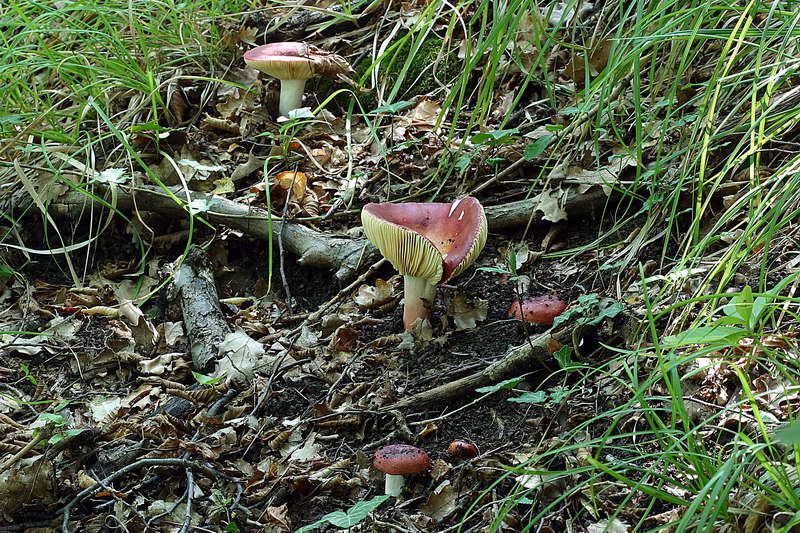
[
  {"left": 509, "top": 295, "right": 567, "bottom": 325},
  {"left": 361, "top": 198, "right": 487, "bottom": 331},
  {"left": 243, "top": 42, "right": 352, "bottom": 117},
  {"left": 373, "top": 444, "right": 431, "bottom": 496},
  {"left": 447, "top": 440, "right": 479, "bottom": 460}
]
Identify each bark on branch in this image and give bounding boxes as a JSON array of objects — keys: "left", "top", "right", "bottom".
[
  {"left": 47, "top": 183, "right": 613, "bottom": 282},
  {"left": 54, "top": 184, "right": 378, "bottom": 283},
  {"left": 387, "top": 323, "right": 578, "bottom": 410}
]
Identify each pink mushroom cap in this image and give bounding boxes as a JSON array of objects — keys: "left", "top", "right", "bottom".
[
  {"left": 509, "top": 295, "right": 567, "bottom": 324},
  {"left": 361, "top": 198, "right": 488, "bottom": 284}
]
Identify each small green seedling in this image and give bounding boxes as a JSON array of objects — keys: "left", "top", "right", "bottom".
[
  {"left": 192, "top": 371, "right": 225, "bottom": 386},
  {"left": 552, "top": 293, "right": 623, "bottom": 329},
  {"left": 294, "top": 494, "right": 390, "bottom": 532}
]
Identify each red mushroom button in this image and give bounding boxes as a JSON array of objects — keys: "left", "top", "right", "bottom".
[
  {"left": 509, "top": 295, "right": 567, "bottom": 325},
  {"left": 373, "top": 444, "right": 431, "bottom": 496},
  {"left": 447, "top": 440, "right": 479, "bottom": 460}
]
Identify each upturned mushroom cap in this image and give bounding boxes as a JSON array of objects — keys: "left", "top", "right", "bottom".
[
  {"left": 243, "top": 42, "right": 352, "bottom": 80},
  {"left": 373, "top": 444, "right": 431, "bottom": 475},
  {"left": 361, "top": 197, "right": 488, "bottom": 284}
]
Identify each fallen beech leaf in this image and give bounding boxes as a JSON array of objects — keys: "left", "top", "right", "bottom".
[
  {"left": 353, "top": 279, "right": 394, "bottom": 309},
  {"left": 216, "top": 329, "right": 270, "bottom": 385},
  {"left": 210, "top": 176, "right": 235, "bottom": 195},
  {"left": 330, "top": 325, "right": 359, "bottom": 352},
  {"left": 421, "top": 482, "right": 458, "bottom": 521},
  {"left": 445, "top": 293, "right": 488, "bottom": 330},
  {"left": 563, "top": 39, "right": 612, "bottom": 85},
  {"left": 89, "top": 396, "right": 123, "bottom": 423},
  {"left": 139, "top": 353, "right": 178, "bottom": 375},
  {"left": 0, "top": 455, "right": 53, "bottom": 515},
  {"left": 404, "top": 99, "right": 441, "bottom": 127},
  {"left": 532, "top": 188, "right": 568, "bottom": 223},
  {"left": 272, "top": 171, "right": 308, "bottom": 201}
]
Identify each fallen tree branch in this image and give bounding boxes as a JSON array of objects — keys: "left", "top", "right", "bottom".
[
  {"left": 43, "top": 183, "right": 615, "bottom": 282},
  {"left": 54, "top": 184, "right": 378, "bottom": 283},
  {"left": 386, "top": 324, "right": 578, "bottom": 410},
  {"left": 484, "top": 186, "right": 612, "bottom": 231},
  {"left": 171, "top": 246, "right": 230, "bottom": 371}
]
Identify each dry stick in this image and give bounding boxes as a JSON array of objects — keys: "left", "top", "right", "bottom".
[
  {"left": 60, "top": 458, "right": 227, "bottom": 532},
  {"left": 173, "top": 246, "right": 230, "bottom": 371},
  {"left": 278, "top": 174, "right": 296, "bottom": 314},
  {"left": 470, "top": 75, "right": 632, "bottom": 197},
  {"left": 0, "top": 427, "right": 51, "bottom": 475},
  {"left": 178, "top": 469, "right": 195, "bottom": 533},
  {"left": 386, "top": 323, "right": 577, "bottom": 410},
  {"left": 49, "top": 184, "right": 378, "bottom": 283}
]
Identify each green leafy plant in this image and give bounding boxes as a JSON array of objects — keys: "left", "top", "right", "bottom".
[
  {"left": 552, "top": 293, "right": 624, "bottom": 329},
  {"left": 34, "top": 412, "right": 85, "bottom": 445},
  {"left": 507, "top": 386, "right": 570, "bottom": 406},
  {"left": 455, "top": 129, "right": 520, "bottom": 175},
  {"left": 293, "top": 494, "right": 390, "bottom": 532},
  {"left": 19, "top": 363, "right": 36, "bottom": 385},
  {"left": 192, "top": 371, "right": 225, "bottom": 386},
  {"left": 661, "top": 285, "right": 777, "bottom": 348},
  {"left": 474, "top": 376, "right": 525, "bottom": 394}
]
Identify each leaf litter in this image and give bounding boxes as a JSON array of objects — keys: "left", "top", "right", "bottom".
[{"left": 2, "top": 1, "right": 800, "bottom": 532}]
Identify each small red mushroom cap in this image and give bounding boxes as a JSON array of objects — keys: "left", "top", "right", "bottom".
[
  {"left": 373, "top": 444, "right": 431, "bottom": 475},
  {"left": 509, "top": 295, "right": 567, "bottom": 324},
  {"left": 447, "top": 440, "right": 479, "bottom": 460}
]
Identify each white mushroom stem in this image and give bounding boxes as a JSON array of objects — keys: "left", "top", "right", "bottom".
[
  {"left": 384, "top": 473, "right": 405, "bottom": 496},
  {"left": 278, "top": 79, "right": 307, "bottom": 117},
  {"left": 403, "top": 275, "right": 436, "bottom": 331}
]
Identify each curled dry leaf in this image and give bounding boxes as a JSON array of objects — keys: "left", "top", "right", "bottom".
[
  {"left": 0, "top": 455, "right": 53, "bottom": 515},
  {"left": 353, "top": 279, "right": 395, "bottom": 309},
  {"left": 329, "top": 325, "right": 359, "bottom": 352},
  {"left": 403, "top": 99, "right": 442, "bottom": 128},
  {"left": 563, "top": 39, "right": 612, "bottom": 86},
  {"left": 445, "top": 293, "right": 488, "bottom": 330},
  {"left": 421, "top": 482, "right": 458, "bottom": 522},
  {"left": 272, "top": 170, "right": 308, "bottom": 201}
]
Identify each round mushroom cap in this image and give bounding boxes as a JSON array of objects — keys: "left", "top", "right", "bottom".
[
  {"left": 447, "top": 440, "right": 479, "bottom": 460},
  {"left": 243, "top": 42, "right": 353, "bottom": 80},
  {"left": 361, "top": 197, "right": 487, "bottom": 284},
  {"left": 373, "top": 444, "right": 431, "bottom": 475},
  {"left": 508, "top": 295, "right": 567, "bottom": 324},
  {"left": 244, "top": 42, "right": 315, "bottom": 80}
]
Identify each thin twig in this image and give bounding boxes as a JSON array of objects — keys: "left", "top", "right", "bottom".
[
  {"left": 277, "top": 172, "right": 296, "bottom": 314},
  {"left": 178, "top": 469, "right": 195, "bottom": 533},
  {"left": 60, "top": 458, "right": 230, "bottom": 533},
  {"left": 0, "top": 427, "right": 51, "bottom": 475},
  {"left": 292, "top": 257, "right": 387, "bottom": 334}
]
